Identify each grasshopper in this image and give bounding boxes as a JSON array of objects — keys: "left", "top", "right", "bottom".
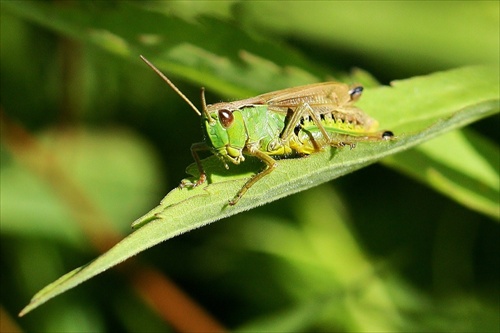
[{"left": 140, "top": 56, "right": 393, "bottom": 205}]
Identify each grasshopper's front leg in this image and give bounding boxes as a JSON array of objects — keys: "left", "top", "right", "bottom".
[
  {"left": 229, "top": 145, "right": 278, "bottom": 206},
  {"left": 180, "top": 142, "right": 211, "bottom": 188}
]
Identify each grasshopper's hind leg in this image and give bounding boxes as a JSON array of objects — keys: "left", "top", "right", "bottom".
[
  {"left": 280, "top": 103, "right": 332, "bottom": 150},
  {"left": 229, "top": 146, "right": 278, "bottom": 206}
]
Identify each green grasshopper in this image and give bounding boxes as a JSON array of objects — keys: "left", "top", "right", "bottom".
[{"left": 140, "top": 56, "right": 393, "bottom": 205}]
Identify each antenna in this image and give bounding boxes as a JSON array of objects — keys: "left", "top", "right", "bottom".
[{"left": 140, "top": 55, "right": 201, "bottom": 116}]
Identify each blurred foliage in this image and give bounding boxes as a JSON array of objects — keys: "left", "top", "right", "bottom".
[{"left": 1, "top": 1, "right": 499, "bottom": 332}]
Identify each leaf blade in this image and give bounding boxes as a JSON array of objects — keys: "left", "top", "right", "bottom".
[
  {"left": 384, "top": 129, "right": 500, "bottom": 220},
  {"left": 19, "top": 65, "right": 499, "bottom": 316}
]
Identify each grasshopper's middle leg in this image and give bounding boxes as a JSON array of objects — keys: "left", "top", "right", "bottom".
[{"left": 229, "top": 146, "right": 278, "bottom": 206}]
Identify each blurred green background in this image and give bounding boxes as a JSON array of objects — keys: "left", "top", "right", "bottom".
[{"left": 1, "top": 1, "right": 498, "bottom": 332}]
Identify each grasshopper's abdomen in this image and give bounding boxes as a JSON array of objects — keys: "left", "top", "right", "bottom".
[{"left": 291, "top": 106, "right": 391, "bottom": 154}]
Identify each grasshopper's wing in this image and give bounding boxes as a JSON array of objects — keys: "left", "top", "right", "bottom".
[
  {"left": 261, "top": 82, "right": 354, "bottom": 114},
  {"left": 256, "top": 82, "right": 378, "bottom": 131}
]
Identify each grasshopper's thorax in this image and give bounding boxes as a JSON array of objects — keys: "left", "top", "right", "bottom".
[{"left": 202, "top": 106, "right": 247, "bottom": 165}]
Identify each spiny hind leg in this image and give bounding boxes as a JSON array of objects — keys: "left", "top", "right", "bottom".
[
  {"left": 229, "top": 146, "right": 277, "bottom": 205},
  {"left": 280, "top": 103, "right": 332, "bottom": 149}
]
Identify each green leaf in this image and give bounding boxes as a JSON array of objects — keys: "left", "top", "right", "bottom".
[
  {"left": 1, "top": 1, "right": 326, "bottom": 98},
  {"left": 19, "top": 65, "right": 499, "bottom": 316},
  {"left": 238, "top": 1, "right": 499, "bottom": 76},
  {"left": 384, "top": 129, "right": 500, "bottom": 220},
  {"left": 1, "top": 128, "right": 164, "bottom": 245},
  {"left": 6, "top": 0, "right": 497, "bottom": 219}
]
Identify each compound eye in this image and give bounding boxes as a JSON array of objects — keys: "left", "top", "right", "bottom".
[
  {"left": 349, "top": 86, "right": 363, "bottom": 101},
  {"left": 218, "top": 109, "right": 234, "bottom": 128}
]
